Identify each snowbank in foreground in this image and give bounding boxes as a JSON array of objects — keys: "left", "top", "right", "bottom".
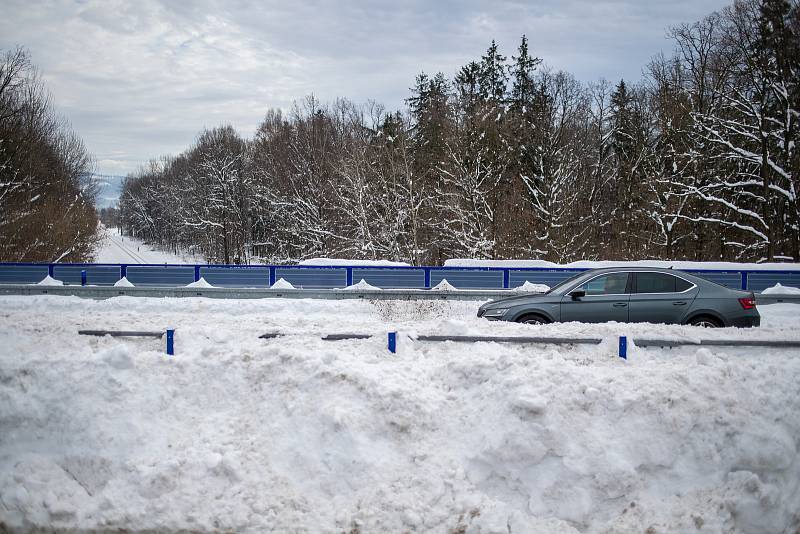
[
  {"left": 1, "top": 296, "right": 799, "bottom": 533},
  {"left": 446, "top": 258, "right": 800, "bottom": 271}
]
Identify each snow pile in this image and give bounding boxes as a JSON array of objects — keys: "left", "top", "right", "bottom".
[
  {"left": 1, "top": 296, "right": 799, "bottom": 533},
  {"left": 36, "top": 275, "right": 63, "bottom": 286},
  {"left": 513, "top": 281, "right": 551, "bottom": 293},
  {"left": 185, "top": 277, "right": 214, "bottom": 288},
  {"left": 430, "top": 278, "right": 458, "bottom": 291},
  {"left": 342, "top": 279, "right": 381, "bottom": 291},
  {"left": 299, "top": 258, "right": 411, "bottom": 267},
  {"left": 113, "top": 277, "right": 135, "bottom": 288},
  {"left": 762, "top": 283, "right": 800, "bottom": 295},
  {"left": 270, "top": 278, "right": 295, "bottom": 290},
  {"left": 445, "top": 258, "right": 800, "bottom": 271}
]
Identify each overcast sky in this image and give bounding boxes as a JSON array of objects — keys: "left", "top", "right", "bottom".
[{"left": 2, "top": 0, "right": 732, "bottom": 180}]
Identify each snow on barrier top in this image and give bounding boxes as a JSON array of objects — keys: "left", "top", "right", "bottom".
[{"left": 1, "top": 260, "right": 800, "bottom": 292}]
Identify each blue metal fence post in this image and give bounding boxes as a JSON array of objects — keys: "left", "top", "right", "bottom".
[
  {"left": 48, "top": 264, "right": 54, "bottom": 278},
  {"left": 388, "top": 332, "right": 397, "bottom": 354},
  {"left": 346, "top": 267, "right": 353, "bottom": 287},
  {"left": 194, "top": 265, "right": 201, "bottom": 282},
  {"left": 166, "top": 329, "right": 174, "bottom": 356},
  {"left": 618, "top": 336, "right": 627, "bottom": 359},
  {"left": 120, "top": 264, "right": 127, "bottom": 280},
  {"left": 80, "top": 270, "right": 87, "bottom": 286},
  {"left": 269, "top": 266, "right": 276, "bottom": 286},
  {"left": 503, "top": 269, "right": 510, "bottom": 289},
  {"left": 741, "top": 272, "right": 748, "bottom": 290},
  {"left": 424, "top": 268, "right": 431, "bottom": 289}
]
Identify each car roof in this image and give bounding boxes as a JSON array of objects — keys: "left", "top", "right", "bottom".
[{"left": 579, "top": 266, "right": 691, "bottom": 275}]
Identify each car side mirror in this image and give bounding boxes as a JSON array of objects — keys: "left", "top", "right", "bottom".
[{"left": 569, "top": 289, "right": 585, "bottom": 300}]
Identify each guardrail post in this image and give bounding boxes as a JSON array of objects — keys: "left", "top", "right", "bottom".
[
  {"left": 81, "top": 270, "right": 87, "bottom": 286},
  {"left": 269, "top": 266, "right": 276, "bottom": 286},
  {"left": 193, "top": 266, "right": 201, "bottom": 282},
  {"left": 503, "top": 269, "right": 510, "bottom": 289},
  {"left": 48, "top": 264, "right": 54, "bottom": 278},
  {"left": 618, "top": 336, "right": 627, "bottom": 359},
  {"left": 346, "top": 267, "right": 353, "bottom": 287},
  {"left": 424, "top": 268, "right": 431, "bottom": 289},
  {"left": 388, "top": 331, "right": 397, "bottom": 354},
  {"left": 166, "top": 329, "right": 174, "bottom": 356},
  {"left": 120, "top": 264, "right": 127, "bottom": 279},
  {"left": 741, "top": 272, "right": 748, "bottom": 290}
]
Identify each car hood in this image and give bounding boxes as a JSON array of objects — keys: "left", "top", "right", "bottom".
[{"left": 479, "top": 292, "right": 563, "bottom": 310}]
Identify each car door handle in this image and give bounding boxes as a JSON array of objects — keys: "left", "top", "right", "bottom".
[
  {"left": 612, "top": 302, "right": 627, "bottom": 307},
  {"left": 672, "top": 301, "right": 687, "bottom": 306}
]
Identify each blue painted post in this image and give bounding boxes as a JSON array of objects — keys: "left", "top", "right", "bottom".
[
  {"left": 120, "top": 264, "right": 127, "bottom": 280},
  {"left": 618, "top": 336, "right": 627, "bottom": 360},
  {"left": 740, "top": 272, "right": 747, "bottom": 290},
  {"left": 193, "top": 265, "right": 201, "bottom": 282},
  {"left": 346, "top": 267, "right": 353, "bottom": 287},
  {"left": 424, "top": 268, "right": 431, "bottom": 289},
  {"left": 166, "top": 329, "right": 174, "bottom": 356},
  {"left": 80, "top": 270, "right": 87, "bottom": 286},
  {"left": 48, "top": 264, "right": 54, "bottom": 278},
  {"left": 388, "top": 332, "right": 397, "bottom": 354},
  {"left": 503, "top": 269, "right": 510, "bottom": 289},
  {"left": 269, "top": 266, "right": 276, "bottom": 286}
]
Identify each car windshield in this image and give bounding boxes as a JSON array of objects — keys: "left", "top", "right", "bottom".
[{"left": 546, "top": 272, "right": 587, "bottom": 294}]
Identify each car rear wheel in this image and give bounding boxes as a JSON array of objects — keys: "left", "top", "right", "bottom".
[
  {"left": 689, "top": 315, "right": 722, "bottom": 328},
  {"left": 516, "top": 314, "right": 550, "bottom": 325}
]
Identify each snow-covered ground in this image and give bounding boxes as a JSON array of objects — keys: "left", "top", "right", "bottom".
[
  {"left": 93, "top": 226, "right": 204, "bottom": 264},
  {"left": 1, "top": 296, "right": 799, "bottom": 533}
]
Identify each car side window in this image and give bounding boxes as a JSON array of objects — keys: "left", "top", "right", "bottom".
[
  {"left": 635, "top": 272, "right": 688, "bottom": 293},
  {"left": 579, "top": 273, "right": 629, "bottom": 295},
  {"left": 675, "top": 277, "right": 692, "bottom": 292}
]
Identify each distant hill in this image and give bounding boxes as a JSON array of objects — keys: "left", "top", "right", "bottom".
[{"left": 91, "top": 174, "right": 126, "bottom": 209}]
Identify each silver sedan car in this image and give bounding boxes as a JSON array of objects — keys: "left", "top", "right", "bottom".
[{"left": 477, "top": 267, "right": 760, "bottom": 327}]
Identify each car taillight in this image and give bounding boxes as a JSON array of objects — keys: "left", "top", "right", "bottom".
[{"left": 738, "top": 297, "right": 756, "bottom": 310}]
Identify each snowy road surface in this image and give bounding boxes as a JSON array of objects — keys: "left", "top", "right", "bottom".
[
  {"left": 1, "top": 296, "right": 799, "bottom": 532},
  {"left": 94, "top": 226, "right": 204, "bottom": 264}
]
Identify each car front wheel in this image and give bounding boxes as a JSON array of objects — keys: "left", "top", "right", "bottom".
[{"left": 516, "top": 314, "right": 550, "bottom": 325}]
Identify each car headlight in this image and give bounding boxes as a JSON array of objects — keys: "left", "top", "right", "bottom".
[{"left": 482, "top": 308, "right": 509, "bottom": 317}]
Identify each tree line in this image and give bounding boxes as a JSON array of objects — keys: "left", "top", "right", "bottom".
[
  {"left": 0, "top": 47, "right": 99, "bottom": 262},
  {"left": 120, "top": 0, "right": 799, "bottom": 265}
]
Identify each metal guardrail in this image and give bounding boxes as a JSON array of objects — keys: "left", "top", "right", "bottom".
[
  {"left": 2, "top": 261, "right": 800, "bottom": 292},
  {"left": 0, "top": 284, "right": 510, "bottom": 301},
  {"left": 2, "top": 283, "right": 800, "bottom": 303}
]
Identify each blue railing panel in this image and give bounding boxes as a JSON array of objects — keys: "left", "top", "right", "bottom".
[
  {"left": 200, "top": 267, "right": 271, "bottom": 288},
  {"left": 509, "top": 269, "right": 580, "bottom": 289},
  {"left": 274, "top": 267, "right": 347, "bottom": 289},
  {"left": 744, "top": 271, "right": 800, "bottom": 292},
  {"left": 126, "top": 266, "right": 195, "bottom": 287},
  {"left": 0, "top": 264, "right": 49, "bottom": 284},
  {"left": 688, "top": 271, "right": 742, "bottom": 290},
  {"left": 53, "top": 265, "right": 121, "bottom": 286},
  {"left": 352, "top": 268, "right": 426, "bottom": 289},
  {"left": 429, "top": 269, "right": 504, "bottom": 289},
  {"left": 1, "top": 263, "right": 800, "bottom": 292}
]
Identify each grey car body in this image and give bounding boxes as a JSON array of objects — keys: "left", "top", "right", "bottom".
[{"left": 477, "top": 267, "right": 760, "bottom": 327}]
